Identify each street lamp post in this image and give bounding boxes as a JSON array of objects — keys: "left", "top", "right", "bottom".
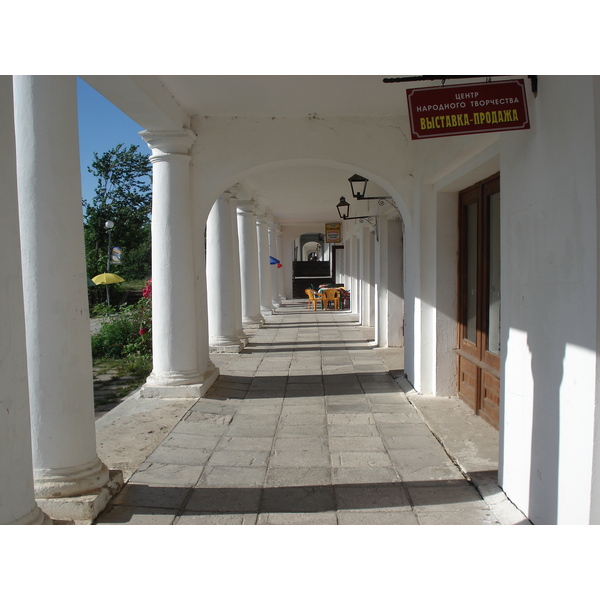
[{"left": 105, "top": 220, "right": 114, "bottom": 305}]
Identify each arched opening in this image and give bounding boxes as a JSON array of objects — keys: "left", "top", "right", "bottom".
[
  {"left": 202, "top": 160, "right": 411, "bottom": 369},
  {"left": 291, "top": 232, "right": 333, "bottom": 297}
]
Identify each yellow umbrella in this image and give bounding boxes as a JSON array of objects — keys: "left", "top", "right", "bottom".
[{"left": 92, "top": 273, "right": 125, "bottom": 285}]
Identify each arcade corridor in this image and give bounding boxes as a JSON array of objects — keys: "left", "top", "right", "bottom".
[{"left": 94, "top": 301, "right": 526, "bottom": 525}]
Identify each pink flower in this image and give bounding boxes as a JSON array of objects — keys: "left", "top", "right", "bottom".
[{"left": 139, "top": 328, "right": 147, "bottom": 335}]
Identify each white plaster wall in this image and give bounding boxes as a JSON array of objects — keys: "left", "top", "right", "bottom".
[
  {"left": 589, "top": 76, "right": 600, "bottom": 525},
  {"left": 387, "top": 217, "right": 404, "bottom": 348},
  {"left": 419, "top": 186, "right": 437, "bottom": 394},
  {"left": 407, "top": 125, "right": 501, "bottom": 395},
  {"left": 435, "top": 192, "right": 458, "bottom": 395},
  {"left": 499, "top": 76, "right": 599, "bottom": 524}
]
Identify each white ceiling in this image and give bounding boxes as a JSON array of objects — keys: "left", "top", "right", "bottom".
[
  {"left": 242, "top": 164, "right": 356, "bottom": 224},
  {"left": 159, "top": 75, "right": 408, "bottom": 118}
]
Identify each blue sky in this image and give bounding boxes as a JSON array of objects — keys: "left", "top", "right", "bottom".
[{"left": 77, "top": 77, "right": 150, "bottom": 204}]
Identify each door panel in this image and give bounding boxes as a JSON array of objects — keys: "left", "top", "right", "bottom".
[
  {"left": 480, "top": 370, "right": 500, "bottom": 428},
  {"left": 457, "top": 174, "right": 501, "bottom": 429},
  {"left": 458, "top": 355, "right": 478, "bottom": 412}
]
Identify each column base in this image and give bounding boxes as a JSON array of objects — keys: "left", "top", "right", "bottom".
[
  {"left": 8, "top": 504, "right": 53, "bottom": 525},
  {"left": 140, "top": 365, "right": 220, "bottom": 399},
  {"left": 236, "top": 330, "right": 249, "bottom": 347},
  {"left": 144, "top": 368, "right": 204, "bottom": 387},
  {"left": 209, "top": 334, "right": 245, "bottom": 353},
  {"left": 242, "top": 316, "right": 264, "bottom": 329},
  {"left": 34, "top": 457, "right": 111, "bottom": 498},
  {"left": 210, "top": 342, "right": 244, "bottom": 353},
  {"left": 35, "top": 469, "right": 123, "bottom": 525}
]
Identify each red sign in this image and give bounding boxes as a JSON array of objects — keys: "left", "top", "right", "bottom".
[{"left": 406, "top": 79, "right": 530, "bottom": 140}]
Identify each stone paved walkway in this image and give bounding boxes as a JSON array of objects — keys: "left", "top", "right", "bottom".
[{"left": 95, "top": 300, "right": 527, "bottom": 525}]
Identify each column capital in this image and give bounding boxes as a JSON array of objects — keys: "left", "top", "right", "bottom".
[
  {"left": 236, "top": 199, "right": 258, "bottom": 216},
  {"left": 140, "top": 129, "right": 196, "bottom": 156},
  {"left": 255, "top": 209, "right": 270, "bottom": 224},
  {"left": 218, "top": 191, "right": 234, "bottom": 202}
]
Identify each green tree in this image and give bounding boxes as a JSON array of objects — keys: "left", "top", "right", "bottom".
[{"left": 83, "top": 144, "right": 152, "bottom": 280}]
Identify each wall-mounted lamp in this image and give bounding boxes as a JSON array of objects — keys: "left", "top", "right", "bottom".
[
  {"left": 347, "top": 174, "right": 401, "bottom": 216},
  {"left": 336, "top": 196, "right": 379, "bottom": 240}
]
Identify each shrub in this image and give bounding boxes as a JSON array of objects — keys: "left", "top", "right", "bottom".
[{"left": 91, "top": 278, "right": 152, "bottom": 359}]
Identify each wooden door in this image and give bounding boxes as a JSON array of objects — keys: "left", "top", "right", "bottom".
[{"left": 456, "top": 174, "right": 501, "bottom": 428}]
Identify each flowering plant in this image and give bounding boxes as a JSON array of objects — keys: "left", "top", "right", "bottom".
[
  {"left": 91, "top": 278, "right": 153, "bottom": 359},
  {"left": 124, "top": 278, "right": 152, "bottom": 356}
]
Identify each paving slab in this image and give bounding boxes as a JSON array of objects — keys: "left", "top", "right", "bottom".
[
  {"left": 96, "top": 505, "right": 177, "bottom": 525},
  {"left": 216, "top": 436, "right": 274, "bottom": 451},
  {"left": 110, "top": 483, "right": 190, "bottom": 510},
  {"left": 265, "top": 467, "right": 332, "bottom": 487},
  {"left": 257, "top": 512, "right": 338, "bottom": 525},
  {"left": 162, "top": 433, "right": 222, "bottom": 450},
  {"left": 186, "top": 487, "right": 262, "bottom": 513},
  {"left": 269, "top": 449, "right": 331, "bottom": 468},
  {"left": 175, "top": 512, "right": 257, "bottom": 525},
  {"left": 273, "top": 436, "right": 328, "bottom": 451},
  {"left": 337, "top": 510, "right": 419, "bottom": 525},
  {"left": 147, "top": 445, "right": 213, "bottom": 467},
  {"left": 207, "top": 449, "right": 271, "bottom": 468},
  {"left": 260, "top": 485, "right": 336, "bottom": 513},
  {"left": 197, "top": 466, "right": 267, "bottom": 488},
  {"left": 129, "top": 462, "right": 205, "bottom": 487},
  {"left": 332, "top": 467, "right": 401, "bottom": 485}
]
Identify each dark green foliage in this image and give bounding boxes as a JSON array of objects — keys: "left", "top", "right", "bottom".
[
  {"left": 119, "top": 237, "right": 151, "bottom": 281},
  {"left": 83, "top": 144, "right": 152, "bottom": 281},
  {"left": 91, "top": 307, "right": 139, "bottom": 358}
]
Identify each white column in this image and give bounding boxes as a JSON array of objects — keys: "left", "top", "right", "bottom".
[
  {"left": 193, "top": 216, "right": 219, "bottom": 391},
  {"left": 237, "top": 201, "right": 264, "bottom": 327},
  {"left": 229, "top": 193, "right": 248, "bottom": 346},
  {"left": 350, "top": 235, "right": 361, "bottom": 317},
  {"left": 0, "top": 76, "right": 50, "bottom": 525},
  {"left": 375, "top": 217, "right": 388, "bottom": 348},
  {"left": 268, "top": 222, "right": 281, "bottom": 308},
  {"left": 13, "top": 76, "right": 120, "bottom": 522},
  {"left": 276, "top": 229, "right": 286, "bottom": 303},
  {"left": 207, "top": 194, "right": 244, "bottom": 352},
  {"left": 141, "top": 129, "right": 208, "bottom": 392},
  {"left": 360, "top": 226, "right": 374, "bottom": 327},
  {"left": 257, "top": 214, "right": 274, "bottom": 317}
]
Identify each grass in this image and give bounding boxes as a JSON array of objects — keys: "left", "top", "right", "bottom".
[
  {"left": 93, "top": 355, "right": 152, "bottom": 408},
  {"left": 119, "top": 279, "right": 148, "bottom": 291}
]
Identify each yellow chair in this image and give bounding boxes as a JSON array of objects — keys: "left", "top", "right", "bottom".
[
  {"left": 322, "top": 288, "right": 340, "bottom": 310},
  {"left": 305, "top": 288, "right": 324, "bottom": 310}
]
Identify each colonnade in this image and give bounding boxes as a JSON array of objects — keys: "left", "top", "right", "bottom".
[
  {"left": 0, "top": 75, "right": 401, "bottom": 525},
  {"left": 0, "top": 75, "right": 287, "bottom": 523},
  {"left": 206, "top": 195, "right": 285, "bottom": 350}
]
